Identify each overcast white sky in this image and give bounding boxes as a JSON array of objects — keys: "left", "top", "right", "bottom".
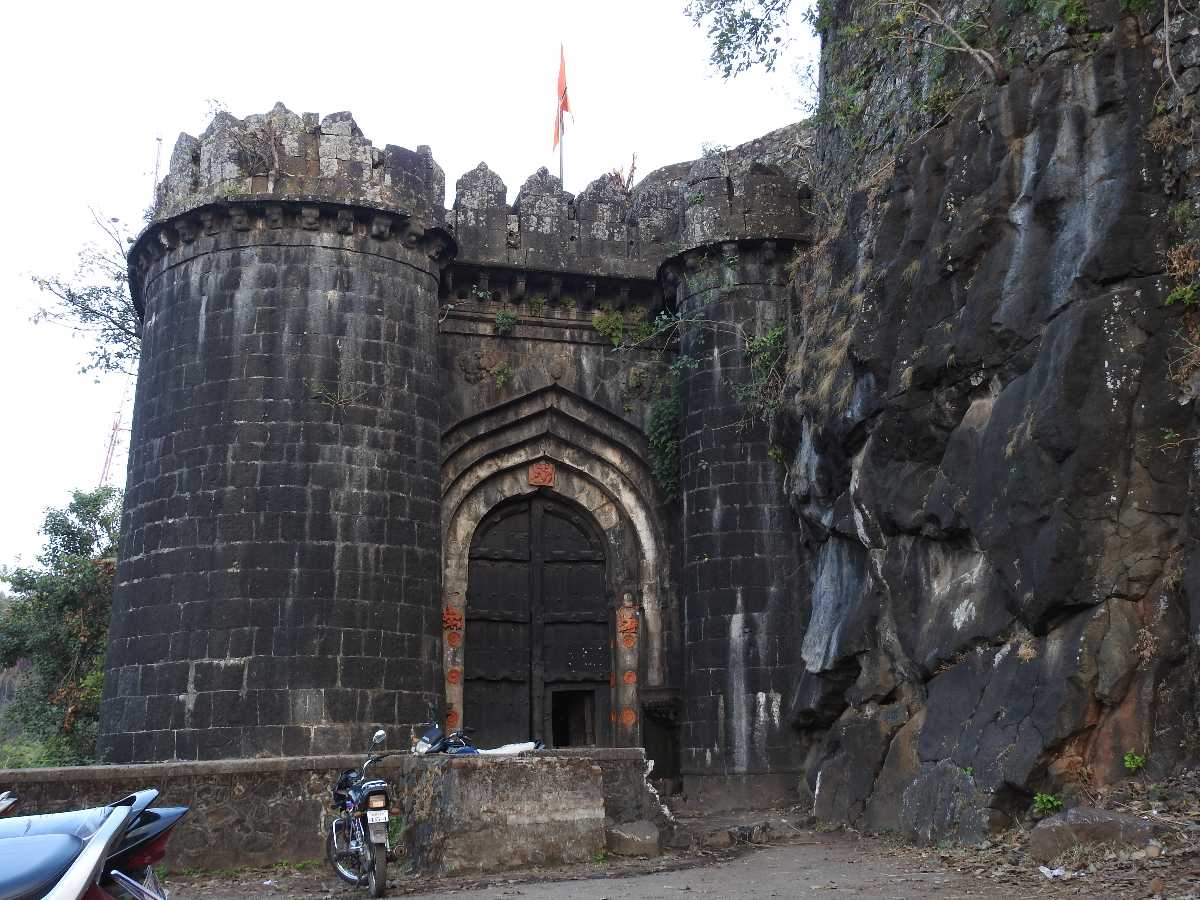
[{"left": 0, "top": 1, "right": 816, "bottom": 570}]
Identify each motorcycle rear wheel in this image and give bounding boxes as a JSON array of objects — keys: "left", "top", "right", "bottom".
[
  {"left": 366, "top": 843, "right": 387, "bottom": 897},
  {"left": 326, "top": 819, "right": 363, "bottom": 885}
]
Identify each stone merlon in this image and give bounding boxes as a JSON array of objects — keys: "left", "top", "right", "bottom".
[
  {"left": 154, "top": 102, "right": 447, "bottom": 226},
  {"left": 149, "top": 104, "right": 812, "bottom": 289}
]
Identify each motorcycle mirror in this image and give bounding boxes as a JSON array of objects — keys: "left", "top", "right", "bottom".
[{"left": 372, "top": 729, "right": 387, "bottom": 746}]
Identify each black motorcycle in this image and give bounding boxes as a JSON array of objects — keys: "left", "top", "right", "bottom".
[
  {"left": 410, "top": 723, "right": 477, "bottom": 755},
  {"left": 410, "top": 723, "right": 541, "bottom": 757},
  {"left": 327, "top": 729, "right": 396, "bottom": 897}
]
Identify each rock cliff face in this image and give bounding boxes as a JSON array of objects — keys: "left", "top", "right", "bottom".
[{"left": 778, "top": 7, "right": 1200, "bottom": 840}]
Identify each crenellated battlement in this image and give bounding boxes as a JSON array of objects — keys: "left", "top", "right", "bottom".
[
  {"left": 149, "top": 105, "right": 812, "bottom": 309},
  {"left": 154, "top": 103, "right": 446, "bottom": 227}
]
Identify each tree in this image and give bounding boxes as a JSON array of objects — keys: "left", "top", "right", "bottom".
[
  {"left": 685, "top": 0, "right": 794, "bottom": 78},
  {"left": 31, "top": 211, "right": 141, "bottom": 378},
  {"left": 0, "top": 487, "right": 122, "bottom": 766}
]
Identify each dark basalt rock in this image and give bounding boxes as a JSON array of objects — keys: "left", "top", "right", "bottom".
[
  {"left": 781, "top": 30, "right": 1199, "bottom": 840},
  {"left": 1029, "top": 807, "right": 1168, "bottom": 863}
]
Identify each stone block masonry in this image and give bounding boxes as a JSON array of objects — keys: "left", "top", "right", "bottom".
[
  {"left": 0, "top": 750, "right": 655, "bottom": 873},
  {"left": 100, "top": 104, "right": 456, "bottom": 763}
]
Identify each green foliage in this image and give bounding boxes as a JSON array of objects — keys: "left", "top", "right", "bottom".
[
  {"left": 0, "top": 487, "right": 122, "bottom": 766},
  {"left": 32, "top": 214, "right": 141, "bottom": 378},
  {"left": 631, "top": 321, "right": 658, "bottom": 344},
  {"left": 472, "top": 286, "right": 494, "bottom": 301},
  {"left": 1029, "top": 0, "right": 1089, "bottom": 27},
  {"left": 387, "top": 815, "right": 405, "bottom": 848},
  {"left": 1124, "top": 750, "right": 1147, "bottom": 773},
  {"left": 527, "top": 297, "right": 547, "bottom": 317},
  {"left": 685, "top": 0, "right": 793, "bottom": 77},
  {"left": 648, "top": 371, "right": 683, "bottom": 501},
  {"left": 1120, "top": 0, "right": 1154, "bottom": 12},
  {"left": 1033, "top": 792, "right": 1063, "bottom": 814},
  {"left": 805, "top": 0, "right": 834, "bottom": 31},
  {"left": 494, "top": 310, "right": 518, "bottom": 335},
  {"left": 734, "top": 324, "right": 788, "bottom": 426},
  {"left": 592, "top": 306, "right": 626, "bottom": 348},
  {"left": 1165, "top": 284, "right": 1198, "bottom": 307},
  {"left": 491, "top": 362, "right": 513, "bottom": 389},
  {"left": 1170, "top": 201, "right": 1198, "bottom": 237}
]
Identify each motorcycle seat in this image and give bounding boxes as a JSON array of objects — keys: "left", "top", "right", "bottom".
[
  {"left": 0, "top": 833, "right": 84, "bottom": 900},
  {"left": 0, "top": 805, "right": 110, "bottom": 842}
]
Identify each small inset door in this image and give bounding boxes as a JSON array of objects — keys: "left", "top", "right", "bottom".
[
  {"left": 465, "top": 495, "right": 611, "bottom": 747},
  {"left": 549, "top": 688, "right": 596, "bottom": 747}
]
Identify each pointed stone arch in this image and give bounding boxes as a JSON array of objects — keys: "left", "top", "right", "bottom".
[{"left": 440, "top": 385, "right": 670, "bottom": 745}]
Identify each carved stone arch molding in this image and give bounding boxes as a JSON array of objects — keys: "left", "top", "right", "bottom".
[{"left": 440, "top": 385, "right": 670, "bottom": 746}]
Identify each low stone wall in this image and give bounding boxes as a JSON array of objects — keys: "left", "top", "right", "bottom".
[{"left": 0, "top": 748, "right": 655, "bottom": 873}]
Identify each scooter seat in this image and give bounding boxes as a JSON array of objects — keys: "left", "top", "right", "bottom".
[
  {"left": 0, "top": 805, "right": 110, "bottom": 842},
  {"left": 0, "top": 833, "right": 84, "bottom": 900}
]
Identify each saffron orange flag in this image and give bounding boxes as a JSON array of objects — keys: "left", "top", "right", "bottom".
[{"left": 553, "top": 44, "right": 570, "bottom": 149}]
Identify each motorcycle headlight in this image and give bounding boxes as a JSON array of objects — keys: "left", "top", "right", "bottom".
[{"left": 368, "top": 794, "right": 387, "bottom": 809}]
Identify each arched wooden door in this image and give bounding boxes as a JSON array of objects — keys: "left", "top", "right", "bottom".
[{"left": 465, "top": 495, "right": 611, "bottom": 747}]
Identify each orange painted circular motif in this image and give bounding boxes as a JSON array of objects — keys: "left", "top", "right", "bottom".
[
  {"left": 621, "top": 634, "right": 637, "bottom": 649},
  {"left": 446, "top": 631, "right": 463, "bottom": 648},
  {"left": 447, "top": 668, "right": 462, "bottom": 685},
  {"left": 622, "top": 670, "right": 637, "bottom": 685},
  {"left": 620, "top": 707, "right": 637, "bottom": 727},
  {"left": 446, "top": 710, "right": 460, "bottom": 728}
]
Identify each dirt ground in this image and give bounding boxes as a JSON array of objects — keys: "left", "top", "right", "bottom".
[{"left": 164, "top": 825, "right": 1195, "bottom": 900}]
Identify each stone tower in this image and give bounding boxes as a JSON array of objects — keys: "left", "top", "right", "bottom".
[
  {"left": 98, "top": 106, "right": 454, "bottom": 761},
  {"left": 658, "top": 144, "right": 810, "bottom": 804}
]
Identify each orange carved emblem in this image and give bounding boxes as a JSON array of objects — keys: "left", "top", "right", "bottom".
[
  {"left": 616, "top": 604, "right": 638, "bottom": 649},
  {"left": 446, "top": 631, "right": 463, "bottom": 648},
  {"left": 442, "top": 607, "right": 465, "bottom": 631},
  {"left": 622, "top": 670, "right": 637, "bottom": 685},
  {"left": 446, "top": 667, "right": 462, "bottom": 685},
  {"left": 620, "top": 707, "right": 637, "bottom": 727},
  {"left": 528, "top": 460, "right": 556, "bottom": 487},
  {"left": 446, "top": 709, "right": 460, "bottom": 728}
]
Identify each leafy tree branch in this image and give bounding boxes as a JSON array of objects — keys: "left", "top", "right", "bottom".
[{"left": 31, "top": 210, "right": 141, "bottom": 378}]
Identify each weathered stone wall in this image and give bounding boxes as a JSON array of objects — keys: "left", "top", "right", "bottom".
[
  {"left": 0, "top": 751, "right": 653, "bottom": 873},
  {"left": 656, "top": 146, "right": 811, "bottom": 805},
  {"left": 100, "top": 108, "right": 454, "bottom": 763}
]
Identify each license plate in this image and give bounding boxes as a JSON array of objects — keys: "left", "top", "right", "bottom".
[{"left": 367, "top": 809, "right": 389, "bottom": 823}]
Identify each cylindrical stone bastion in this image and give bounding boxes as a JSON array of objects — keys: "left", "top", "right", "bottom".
[{"left": 98, "top": 104, "right": 455, "bottom": 762}]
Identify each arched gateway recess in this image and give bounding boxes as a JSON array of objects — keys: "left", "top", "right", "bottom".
[{"left": 465, "top": 494, "right": 612, "bottom": 747}]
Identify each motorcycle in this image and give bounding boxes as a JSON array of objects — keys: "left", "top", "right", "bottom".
[
  {"left": 0, "top": 788, "right": 188, "bottom": 900},
  {"left": 0, "top": 790, "right": 16, "bottom": 816},
  {"left": 327, "top": 729, "right": 397, "bottom": 897},
  {"left": 410, "top": 723, "right": 540, "bottom": 756}
]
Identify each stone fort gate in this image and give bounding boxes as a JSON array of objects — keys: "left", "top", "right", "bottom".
[{"left": 100, "top": 105, "right": 809, "bottom": 802}]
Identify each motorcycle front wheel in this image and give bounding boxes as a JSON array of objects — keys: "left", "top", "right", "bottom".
[
  {"left": 366, "top": 842, "right": 387, "bottom": 897},
  {"left": 326, "top": 817, "right": 363, "bottom": 886}
]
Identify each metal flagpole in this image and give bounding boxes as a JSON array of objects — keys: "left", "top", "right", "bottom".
[{"left": 559, "top": 115, "right": 564, "bottom": 185}]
